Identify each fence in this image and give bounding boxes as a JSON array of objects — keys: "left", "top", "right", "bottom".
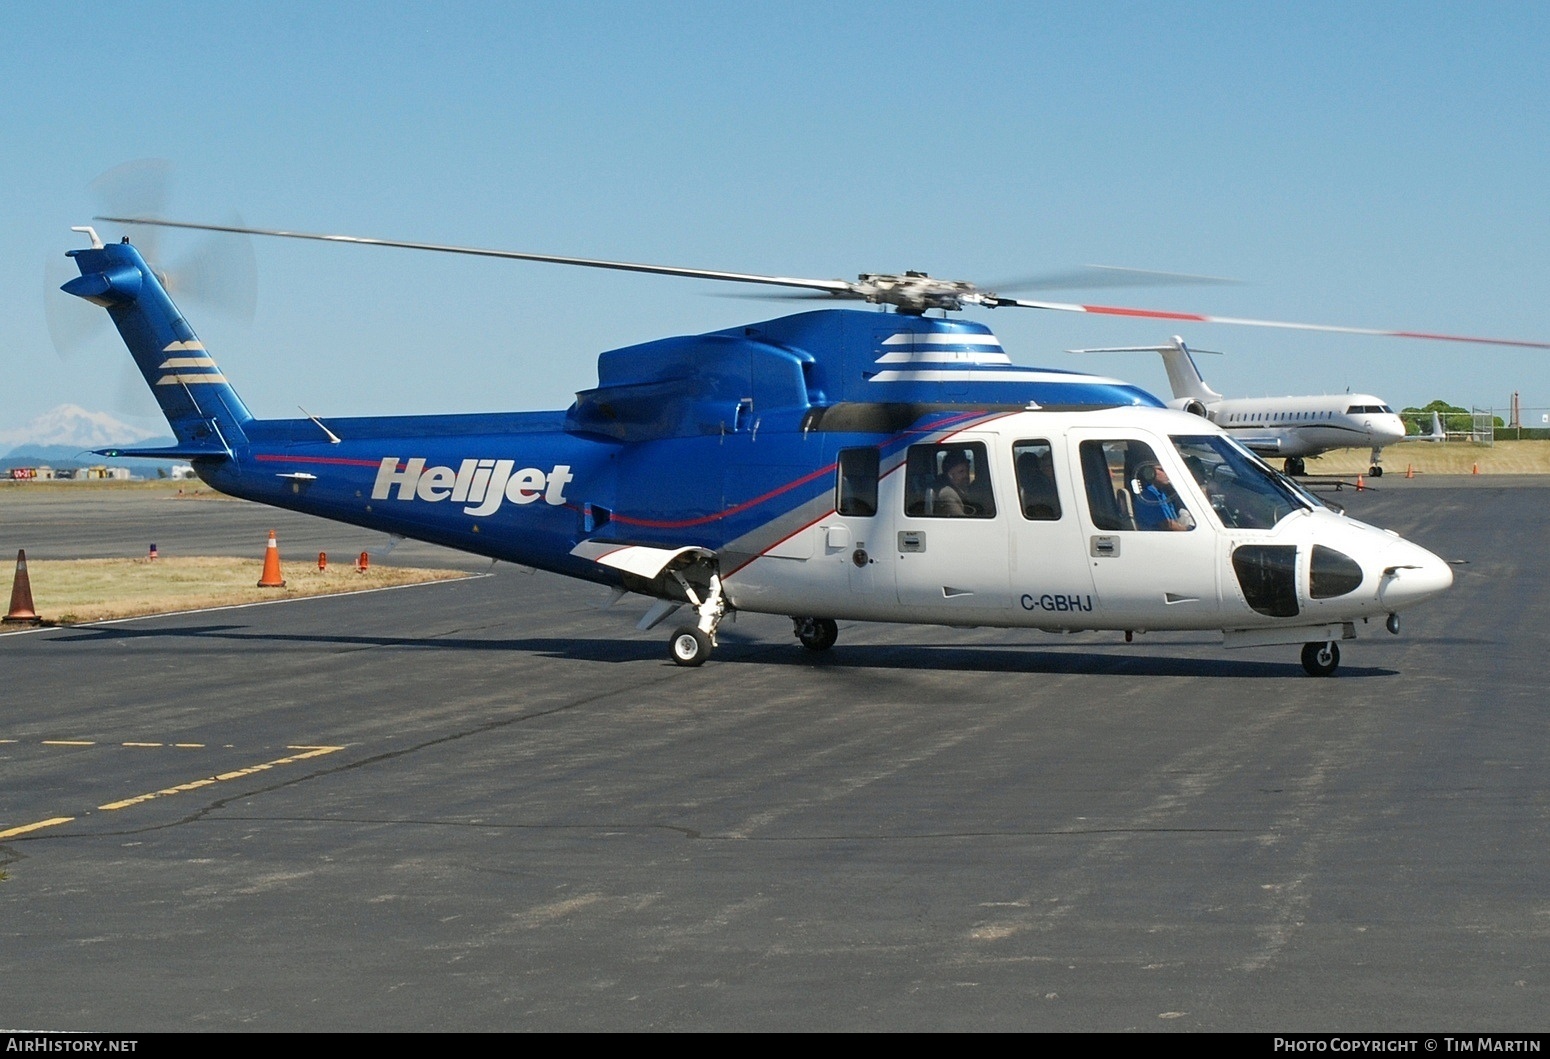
[{"left": 1401, "top": 406, "right": 1550, "bottom": 443}]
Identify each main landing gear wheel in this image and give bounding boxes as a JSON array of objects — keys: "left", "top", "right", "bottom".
[
  {"left": 1301, "top": 641, "right": 1340, "bottom": 677},
  {"left": 1369, "top": 464, "right": 1384, "bottom": 477},
  {"left": 1284, "top": 457, "right": 1307, "bottom": 477},
  {"left": 794, "top": 617, "right": 839, "bottom": 652},
  {"left": 669, "top": 625, "right": 711, "bottom": 667}
]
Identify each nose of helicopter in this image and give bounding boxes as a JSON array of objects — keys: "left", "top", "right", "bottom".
[{"left": 1377, "top": 537, "right": 1453, "bottom": 610}]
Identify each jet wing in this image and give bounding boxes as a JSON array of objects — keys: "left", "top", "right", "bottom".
[{"left": 1229, "top": 434, "right": 1283, "bottom": 455}]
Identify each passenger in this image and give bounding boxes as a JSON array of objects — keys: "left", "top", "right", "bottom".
[
  {"left": 934, "top": 452, "right": 974, "bottom": 516},
  {"left": 1133, "top": 463, "right": 1193, "bottom": 531},
  {"left": 1017, "top": 451, "right": 1060, "bottom": 520}
]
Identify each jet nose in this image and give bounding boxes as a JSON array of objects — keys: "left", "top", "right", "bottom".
[
  {"left": 1376, "top": 415, "right": 1408, "bottom": 446},
  {"left": 1377, "top": 538, "right": 1453, "bottom": 610}
]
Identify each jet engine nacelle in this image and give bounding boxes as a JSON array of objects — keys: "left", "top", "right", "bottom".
[{"left": 1167, "top": 397, "right": 1211, "bottom": 418}]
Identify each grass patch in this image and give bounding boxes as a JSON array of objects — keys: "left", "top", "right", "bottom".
[
  {"left": 1306, "top": 440, "right": 1550, "bottom": 476},
  {"left": 19, "top": 556, "right": 470, "bottom": 624}
]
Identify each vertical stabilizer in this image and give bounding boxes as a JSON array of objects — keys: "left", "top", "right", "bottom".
[
  {"left": 61, "top": 236, "right": 251, "bottom": 457},
  {"left": 1157, "top": 336, "right": 1223, "bottom": 404}
]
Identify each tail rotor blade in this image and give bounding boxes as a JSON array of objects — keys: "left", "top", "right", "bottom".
[
  {"left": 173, "top": 215, "right": 259, "bottom": 324},
  {"left": 90, "top": 158, "right": 173, "bottom": 265},
  {"left": 43, "top": 253, "right": 104, "bottom": 359}
]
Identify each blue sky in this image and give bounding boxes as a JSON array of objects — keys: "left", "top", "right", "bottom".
[{"left": 4, "top": 1, "right": 1548, "bottom": 435}]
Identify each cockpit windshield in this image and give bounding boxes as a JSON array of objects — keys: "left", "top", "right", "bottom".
[{"left": 1172, "top": 434, "right": 1314, "bottom": 529}]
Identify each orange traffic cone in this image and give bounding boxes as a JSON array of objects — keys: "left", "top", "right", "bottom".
[
  {"left": 4, "top": 549, "right": 40, "bottom": 624},
  {"left": 356, "top": 551, "right": 369, "bottom": 574},
  {"left": 318, "top": 551, "right": 328, "bottom": 572},
  {"left": 1472, "top": 463, "right": 1480, "bottom": 475},
  {"left": 257, "top": 530, "right": 286, "bottom": 588},
  {"left": 1405, "top": 464, "right": 1414, "bottom": 479},
  {"left": 1356, "top": 474, "right": 1365, "bottom": 491}
]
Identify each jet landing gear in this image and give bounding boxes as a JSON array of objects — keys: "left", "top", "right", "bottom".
[
  {"left": 1368, "top": 446, "right": 1385, "bottom": 478},
  {"left": 793, "top": 617, "right": 839, "bottom": 652},
  {"left": 1301, "top": 641, "right": 1340, "bottom": 677},
  {"left": 1284, "top": 457, "right": 1307, "bottom": 477}
]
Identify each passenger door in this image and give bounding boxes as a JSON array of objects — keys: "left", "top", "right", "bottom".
[
  {"left": 893, "top": 436, "right": 1011, "bottom": 613},
  {"left": 1005, "top": 437, "right": 1098, "bottom": 623}
]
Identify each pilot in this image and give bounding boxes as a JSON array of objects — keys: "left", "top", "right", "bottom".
[{"left": 1133, "top": 463, "right": 1193, "bottom": 531}]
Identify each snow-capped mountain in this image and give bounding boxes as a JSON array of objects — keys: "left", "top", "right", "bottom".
[{"left": 0, "top": 405, "right": 162, "bottom": 452}]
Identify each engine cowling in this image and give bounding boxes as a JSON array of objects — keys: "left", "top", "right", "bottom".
[{"left": 1166, "top": 397, "right": 1210, "bottom": 418}]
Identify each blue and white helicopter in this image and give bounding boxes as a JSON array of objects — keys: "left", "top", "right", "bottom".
[{"left": 63, "top": 219, "right": 1536, "bottom": 674}]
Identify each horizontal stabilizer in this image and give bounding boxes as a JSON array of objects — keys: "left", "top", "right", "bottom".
[{"left": 92, "top": 443, "right": 231, "bottom": 462}]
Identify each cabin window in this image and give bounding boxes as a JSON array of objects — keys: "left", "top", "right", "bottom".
[
  {"left": 1012, "top": 440, "right": 1061, "bottom": 521},
  {"left": 835, "top": 447, "right": 879, "bottom": 517},
  {"left": 903, "top": 442, "right": 996, "bottom": 518}
]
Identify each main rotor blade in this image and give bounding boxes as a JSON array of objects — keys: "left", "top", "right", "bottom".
[
  {"left": 707, "top": 290, "right": 862, "bottom": 302},
  {"left": 94, "top": 216, "right": 858, "bottom": 298},
  {"left": 994, "top": 297, "right": 1550, "bottom": 350},
  {"left": 987, "top": 264, "right": 1240, "bottom": 295}
]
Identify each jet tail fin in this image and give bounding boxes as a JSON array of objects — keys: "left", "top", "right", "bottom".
[
  {"left": 1067, "top": 335, "right": 1223, "bottom": 404},
  {"left": 1156, "top": 336, "right": 1224, "bottom": 404},
  {"left": 60, "top": 231, "right": 252, "bottom": 456}
]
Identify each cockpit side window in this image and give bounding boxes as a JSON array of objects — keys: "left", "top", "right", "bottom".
[
  {"left": 836, "top": 447, "right": 879, "bottom": 517},
  {"left": 1012, "top": 440, "right": 1061, "bottom": 521},
  {"left": 1172, "top": 434, "right": 1311, "bottom": 529},
  {"left": 1078, "top": 439, "right": 1194, "bottom": 531},
  {"left": 903, "top": 442, "right": 996, "bottom": 518}
]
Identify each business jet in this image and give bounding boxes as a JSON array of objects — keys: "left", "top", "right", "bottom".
[{"left": 1070, "top": 337, "right": 1409, "bottom": 477}]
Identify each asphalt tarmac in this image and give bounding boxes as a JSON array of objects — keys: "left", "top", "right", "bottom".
[{"left": 0, "top": 479, "right": 1545, "bottom": 1031}]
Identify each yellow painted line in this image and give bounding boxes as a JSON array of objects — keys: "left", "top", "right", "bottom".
[
  {"left": 97, "top": 745, "right": 345, "bottom": 811},
  {"left": 42, "top": 740, "right": 94, "bottom": 746},
  {"left": 122, "top": 742, "right": 162, "bottom": 747},
  {"left": 0, "top": 817, "right": 75, "bottom": 839},
  {"left": 174, "top": 743, "right": 204, "bottom": 748}
]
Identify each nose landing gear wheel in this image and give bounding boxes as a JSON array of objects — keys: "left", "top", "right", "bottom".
[
  {"left": 794, "top": 617, "right": 839, "bottom": 652},
  {"left": 670, "top": 626, "right": 711, "bottom": 667},
  {"left": 1301, "top": 640, "right": 1340, "bottom": 677}
]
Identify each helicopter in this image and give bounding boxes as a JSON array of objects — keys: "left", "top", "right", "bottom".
[{"left": 63, "top": 218, "right": 1537, "bottom": 675}]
